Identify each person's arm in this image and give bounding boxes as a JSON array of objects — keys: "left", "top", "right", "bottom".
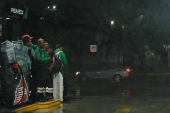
[
  {"left": 33, "top": 55, "right": 36, "bottom": 60},
  {"left": 35, "top": 49, "right": 48, "bottom": 65},
  {"left": 50, "top": 56, "right": 55, "bottom": 71},
  {"left": 31, "top": 49, "right": 36, "bottom": 60},
  {"left": 30, "top": 45, "right": 38, "bottom": 50},
  {"left": 62, "top": 52, "right": 68, "bottom": 71}
]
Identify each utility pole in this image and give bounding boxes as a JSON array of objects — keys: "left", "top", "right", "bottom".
[{"left": 168, "top": 50, "right": 169, "bottom": 66}]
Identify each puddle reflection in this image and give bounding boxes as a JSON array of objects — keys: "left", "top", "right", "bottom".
[
  {"left": 76, "top": 89, "right": 81, "bottom": 96},
  {"left": 126, "top": 90, "right": 130, "bottom": 98},
  {"left": 32, "top": 104, "right": 63, "bottom": 113}
]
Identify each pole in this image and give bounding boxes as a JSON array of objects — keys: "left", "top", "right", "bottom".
[
  {"left": 168, "top": 50, "right": 169, "bottom": 66},
  {"left": 0, "top": 8, "right": 5, "bottom": 68},
  {"left": 152, "top": 53, "right": 153, "bottom": 68}
]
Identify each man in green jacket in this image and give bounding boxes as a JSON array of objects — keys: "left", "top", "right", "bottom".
[
  {"left": 54, "top": 44, "right": 68, "bottom": 100},
  {"left": 35, "top": 38, "right": 53, "bottom": 101},
  {"left": 54, "top": 44, "right": 68, "bottom": 71},
  {"left": 35, "top": 39, "right": 49, "bottom": 66}
]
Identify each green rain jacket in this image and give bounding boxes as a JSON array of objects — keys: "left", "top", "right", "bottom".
[
  {"left": 30, "top": 45, "right": 38, "bottom": 50},
  {"left": 35, "top": 46, "right": 49, "bottom": 66},
  {"left": 54, "top": 49, "right": 68, "bottom": 70}
]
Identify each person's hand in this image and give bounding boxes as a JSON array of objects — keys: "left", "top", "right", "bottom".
[
  {"left": 50, "top": 66, "right": 53, "bottom": 72},
  {"left": 50, "top": 67, "right": 52, "bottom": 72},
  {"left": 48, "top": 57, "right": 53, "bottom": 64}
]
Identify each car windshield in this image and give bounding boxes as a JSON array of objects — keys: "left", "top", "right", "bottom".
[{"left": 1, "top": 0, "right": 170, "bottom": 113}]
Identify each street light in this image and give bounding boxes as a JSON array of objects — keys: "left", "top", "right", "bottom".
[
  {"left": 53, "top": 5, "right": 56, "bottom": 9},
  {"left": 140, "top": 15, "right": 144, "bottom": 19},
  {"left": 48, "top": 6, "right": 50, "bottom": 9},
  {"left": 111, "top": 20, "right": 114, "bottom": 25},
  {"left": 122, "top": 25, "right": 124, "bottom": 29}
]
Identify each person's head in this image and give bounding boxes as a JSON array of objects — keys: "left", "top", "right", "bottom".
[
  {"left": 44, "top": 41, "right": 50, "bottom": 50},
  {"left": 37, "top": 38, "right": 45, "bottom": 49},
  {"left": 22, "top": 34, "right": 33, "bottom": 47},
  {"left": 56, "top": 44, "right": 64, "bottom": 51}
]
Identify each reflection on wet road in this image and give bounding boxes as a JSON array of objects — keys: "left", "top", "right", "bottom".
[{"left": 33, "top": 74, "right": 170, "bottom": 113}]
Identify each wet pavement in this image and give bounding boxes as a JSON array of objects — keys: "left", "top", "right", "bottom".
[
  {"left": 2, "top": 74, "right": 170, "bottom": 113},
  {"left": 32, "top": 74, "right": 170, "bottom": 113}
]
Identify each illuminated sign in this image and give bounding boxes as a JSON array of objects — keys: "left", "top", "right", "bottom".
[
  {"left": 11, "top": 8, "right": 24, "bottom": 15},
  {"left": 90, "top": 45, "right": 97, "bottom": 52}
]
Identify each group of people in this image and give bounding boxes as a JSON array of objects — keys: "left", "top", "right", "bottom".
[{"left": 22, "top": 34, "right": 68, "bottom": 102}]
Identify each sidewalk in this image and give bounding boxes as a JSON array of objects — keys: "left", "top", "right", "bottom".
[
  {"left": 131, "top": 65, "right": 170, "bottom": 76},
  {"left": 0, "top": 99, "right": 61, "bottom": 113},
  {"left": 132, "top": 72, "right": 170, "bottom": 76}
]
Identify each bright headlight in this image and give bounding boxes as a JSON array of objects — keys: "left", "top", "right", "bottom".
[{"left": 76, "top": 72, "right": 80, "bottom": 75}]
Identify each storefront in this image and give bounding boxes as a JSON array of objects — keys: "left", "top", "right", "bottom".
[
  {"left": 0, "top": 3, "right": 4, "bottom": 42},
  {"left": 0, "top": 1, "right": 26, "bottom": 66},
  {"left": 0, "top": 2, "right": 27, "bottom": 106},
  {"left": 0, "top": 1, "right": 25, "bottom": 42}
]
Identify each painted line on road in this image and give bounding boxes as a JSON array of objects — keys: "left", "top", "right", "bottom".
[
  {"left": 12, "top": 99, "right": 61, "bottom": 112},
  {"left": 114, "top": 109, "right": 131, "bottom": 113},
  {"left": 114, "top": 106, "right": 131, "bottom": 113}
]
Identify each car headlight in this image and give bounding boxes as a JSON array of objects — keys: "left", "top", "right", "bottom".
[{"left": 76, "top": 72, "right": 80, "bottom": 75}]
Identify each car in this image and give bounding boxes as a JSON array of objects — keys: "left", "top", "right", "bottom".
[{"left": 75, "top": 63, "right": 132, "bottom": 83}]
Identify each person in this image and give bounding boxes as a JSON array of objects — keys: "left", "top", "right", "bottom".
[
  {"left": 34, "top": 38, "right": 53, "bottom": 101},
  {"left": 54, "top": 44, "right": 68, "bottom": 100},
  {"left": 22, "top": 34, "right": 36, "bottom": 102},
  {"left": 44, "top": 41, "right": 55, "bottom": 99},
  {"left": 44, "top": 41, "right": 55, "bottom": 71},
  {"left": 22, "top": 34, "right": 36, "bottom": 69}
]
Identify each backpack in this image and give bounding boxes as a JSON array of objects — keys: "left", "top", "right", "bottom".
[{"left": 52, "top": 52, "right": 62, "bottom": 73}]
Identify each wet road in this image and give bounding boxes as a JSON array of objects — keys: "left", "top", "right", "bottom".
[
  {"left": 33, "top": 74, "right": 170, "bottom": 113},
  {"left": 1, "top": 74, "right": 170, "bottom": 112}
]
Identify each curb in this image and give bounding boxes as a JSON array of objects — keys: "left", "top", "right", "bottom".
[
  {"left": 12, "top": 99, "right": 61, "bottom": 112},
  {"left": 133, "top": 73, "right": 170, "bottom": 76}
]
